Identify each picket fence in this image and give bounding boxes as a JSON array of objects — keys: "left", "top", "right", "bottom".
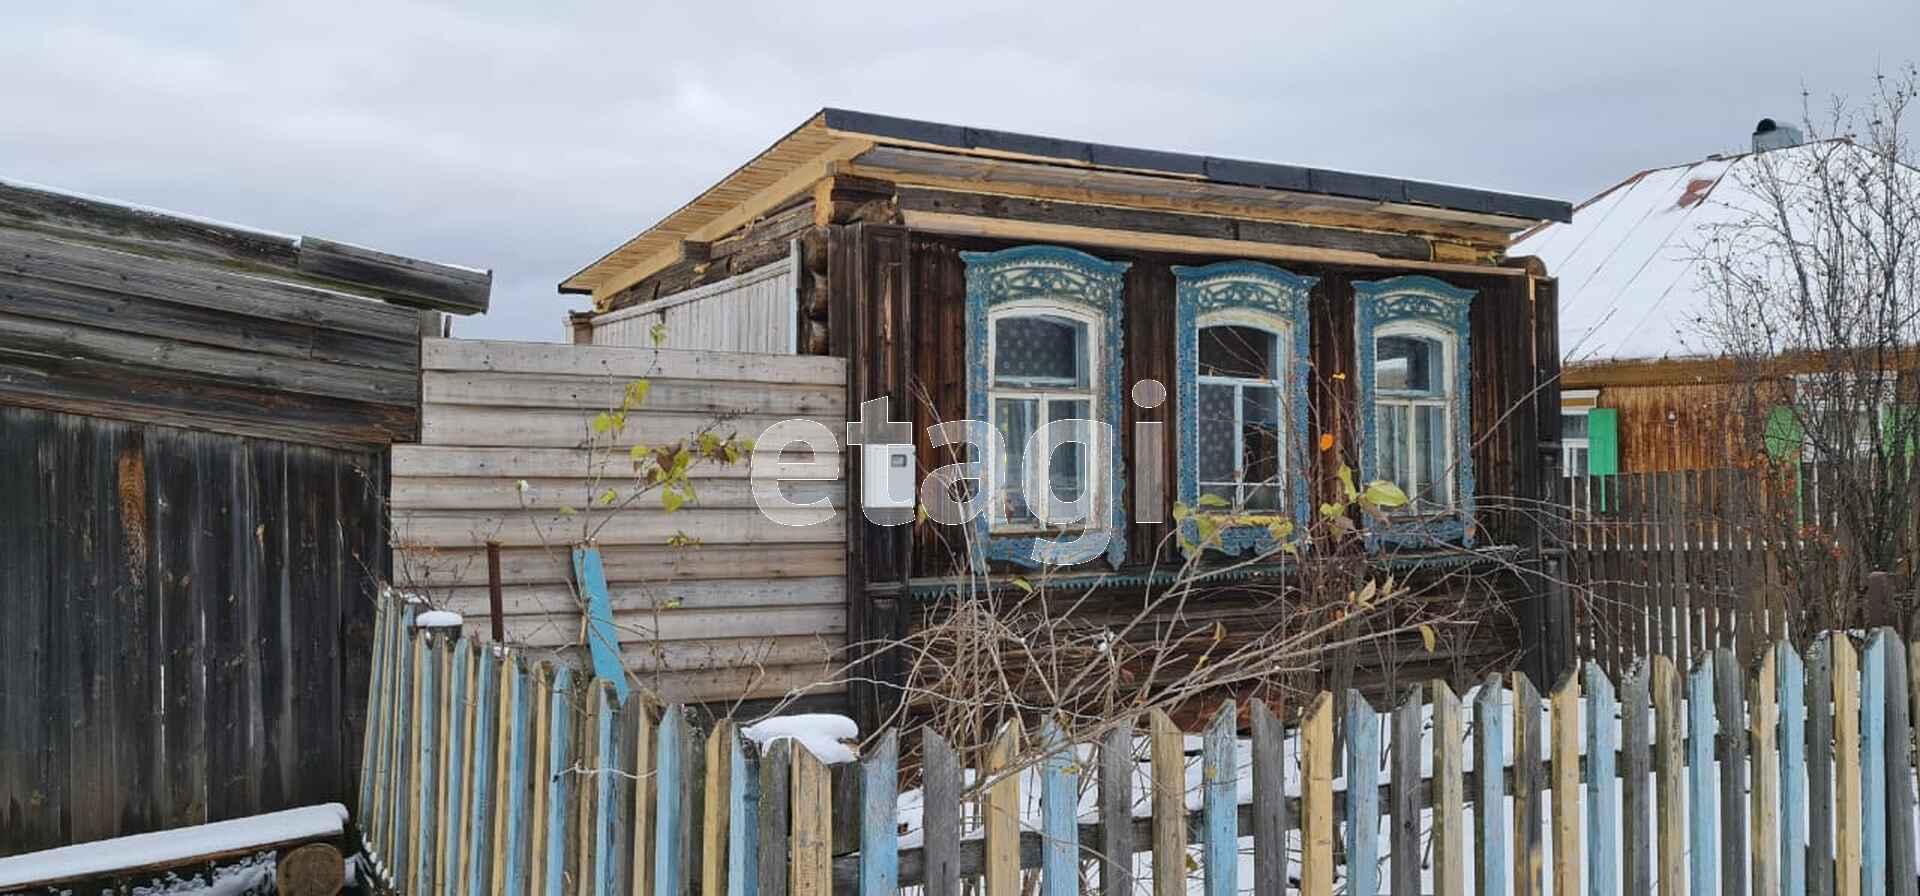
[{"left": 359, "top": 590, "right": 1920, "bottom": 896}]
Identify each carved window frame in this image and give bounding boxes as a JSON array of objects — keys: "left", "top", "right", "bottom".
[
  {"left": 1173, "top": 261, "right": 1317, "bottom": 555},
  {"left": 963, "top": 244, "right": 1131, "bottom": 570},
  {"left": 1354, "top": 274, "right": 1478, "bottom": 547}
]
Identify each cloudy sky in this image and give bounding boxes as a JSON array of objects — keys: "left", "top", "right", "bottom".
[{"left": 4, "top": 1, "right": 1915, "bottom": 340}]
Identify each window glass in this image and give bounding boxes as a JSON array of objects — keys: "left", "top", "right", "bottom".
[
  {"left": 1241, "top": 385, "right": 1281, "bottom": 487},
  {"left": 1196, "top": 383, "right": 1237, "bottom": 482},
  {"left": 1416, "top": 405, "right": 1449, "bottom": 506},
  {"left": 1045, "top": 399, "right": 1090, "bottom": 508},
  {"left": 1562, "top": 411, "right": 1589, "bottom": 441},
  {"left": 1376, "top": 335, "right": 1443, "bottom": 393},
  {"left": 994, "top": 315, "right": 1088, "bottom": 388},
  {"left": 1199, "top": 325, "right": 1278, "bottom": 380}
]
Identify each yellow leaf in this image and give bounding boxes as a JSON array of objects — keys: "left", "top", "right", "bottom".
[
  {"left": 1320, "top": 502, "right": 1344, "bottom": 520},
  {"left": 1213, "top": 621, "right": 1226, "bottom": 642},
  {"left": 1267, "top": 520, "right": 1294, "bottom": 542},
  {"left": 650, "top": 322, "right": 668, "bottom": 345},
  {"left": 1171, "top": 502, "right": 1191, "bottom": 522},
  {"left": 1010, "top": 577, "right": 1034, "bottom": 594},
  {"left": 591, "top": 412, "right": 613, "bottom": 434},
  {"left": 661, "top": 490, "right": 684, "bottom": 513},
  {"left": 1420, "top": 624, "right": 1438, "bottom": 654},
  {"left": 1355, "top": 579, "right": 1378, "bottom": 607},
  {"left": 1196, "top": 493, "right": 1231, "bottom": 509},
  {"left": 1363, "top": 480, "right": 1409, "bottom": 508},
  {"left": 599, "top": 488, "right": 618, "bottom": 505},
  {"left": 1337, "top": 464, "right": 1357, "bottom": 501},
  {"left": 625, "top": 379, "right": 652, "bottom": 407}
]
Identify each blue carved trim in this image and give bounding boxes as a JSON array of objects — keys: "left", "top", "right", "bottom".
[
  {"left": 1171, "top": 261, "right": 1318, "bottom": 556},
  {"left": 1353, "top": 275, "right": 1477, "bottom": 548},
  {"left": 963, "top": 245, "right": 1131, "bottom": 571}
]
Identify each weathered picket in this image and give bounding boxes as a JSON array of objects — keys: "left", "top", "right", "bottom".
[{"left": 361, "top": 589, "right": 1920, "bottom": 896}]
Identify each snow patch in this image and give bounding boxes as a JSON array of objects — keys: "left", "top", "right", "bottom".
[
  {"left": 742, "top": 713, "right": 860, "bottom": 764},
  {"left": 415, "top": 609, "right": 465, "bottom": 628},
  {"left": 0, "top": 803, "right": 346, "bottom": 889}
]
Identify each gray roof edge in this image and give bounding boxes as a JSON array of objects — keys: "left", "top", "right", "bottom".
[{"left": 821, "top": 107, "right": 1572, "bottom": 224}]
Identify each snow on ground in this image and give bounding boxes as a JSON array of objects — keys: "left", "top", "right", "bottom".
[
  {"left": 127, "top": 853, "right": 275, "bottom": 896},
  {"left": 743, "top": 713, "right": 861, "bottom": 764},
  {"left": 0, "top": 803, "right": 346, "bottom": 889}
]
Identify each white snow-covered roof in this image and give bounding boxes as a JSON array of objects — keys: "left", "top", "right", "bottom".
[
  {"left": 0, "top": 803, "right": 346, "bottom": 889},
  {"left": 1512, "top": 140, "right": 1907, "bottom": 364}
]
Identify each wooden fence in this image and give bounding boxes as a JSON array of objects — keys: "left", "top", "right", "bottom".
[
  {"left": 361, "top": 584, "right": 1920, "bottom": 896},
  {"left": 1562, "top": 465, "right": 1919, "bottom": 676},
  {"left": 389, "top": 338, "right": 848, "bottom": 705}
]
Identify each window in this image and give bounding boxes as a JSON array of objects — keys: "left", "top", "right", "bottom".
[
  {"left": 1354, "top": 275, "right": 1477, "bottom": 545},
  {"left": 1562, "top": 409, "right": 1591, "bottom": 477},
  {"left": 989, "top": 309, "right": 1097, "bottom": 525},
  {"left": 964, "top": 245, "right": 1131, "bottom": 570},
  {"left": 1373, "top": 326, "right": 1454, "bottom": 511},
  {"left": 1174, "top": 262, "right": 1317, "bottom": 555}
]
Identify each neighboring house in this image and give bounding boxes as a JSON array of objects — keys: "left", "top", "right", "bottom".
[
  {"left": 1513, "top": 121, "right": 1917, "bottom": 475},
  {"left": 561, "top": 109, "right": 1574, "bottom": 721}
]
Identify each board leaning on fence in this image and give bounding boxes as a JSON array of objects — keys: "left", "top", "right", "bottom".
[{"left": 359, "top": 585, "right": 1920, "bottom": 896}]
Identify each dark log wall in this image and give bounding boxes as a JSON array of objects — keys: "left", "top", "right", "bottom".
[
  {"left": 834, "top": 224, "right": 1559, "bottom": 717},
  {"left": 0, "top": 405, "right": 387, "bottom": 855}
]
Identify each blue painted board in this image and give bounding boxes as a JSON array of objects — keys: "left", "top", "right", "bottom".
[
  {"left": 1474, "top": 678, "right": 1507, "bottom": 896},
  {"left": 594, "top": 684, "right": 622, "bottom": 896},
  {"left": 387, "top": 603, "right": 418, "bottom": 868},
  {"left": 655, "top": 707, "right": 686, "bottom": 896},
  {"left": 1345, "top": 693, "right": 1379, "bottom": 896},
  {"left": 503, "top": 658, "right": 533, "bottom": 895},
  {"left": 1689, "top": 656, "right": 1718, "bottom": 896},
  {"left": 1586, "top": 663, "right": 1619, "bottom": 896},
  {"left": 467, "top": 648, "right": 501, "bottom": 896},
  {"left": 572, "top": 547, "right": 629, "bottom": 702},
  {"left": 1779, "top": 642, "right": 1807, "bottom": 896},
  {"left": 544, "top": 666, "right": 574, "bottom": 896},
  {"left": 442, "top": 641, "right": 471, "bottom": 896},
  {"left": 1864, "top": 632, "right": 1890, "bottom": 896},
  {"left": 416, "top": 639, "right": 440, "bottom": 893},
  {"left": 728, "top": 730, "right": 760, "bottom": 896},
  {"left": 360, "top": 599, "right": 391, "bottom": 827},
  {"left": 1040, "top": 719, "right": 1082, "bottom": 896},
  {"left": 1202, "top": 702, "right": 1240, "bottom": 896},
  {"left": 862, "top": 729, "right": 901, "bottom": 896}
]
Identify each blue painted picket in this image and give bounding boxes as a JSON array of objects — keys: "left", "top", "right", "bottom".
[
  {"left": 1688, "top": 656, "right": 1717, "bottom": 896},
  {"left": 358, "top": 583, "right": 1920, "bottom": 896},
  {"left": 1585, "top": 662, "right": 1617, "bottom": 896},
  {"left": 1344, "top": 693, "right": 1380, "bottom": 896},
  {"left": 1780, "top": 642, "right": 1808, "bottom": 896},
  {"left": 1864, "top": 632, "right": 1890, "bottom": 896},
  {"left": 862, "top": 730, "right": 900, "bottom": 896},
  {"left": 727, "top": 730, "right": 760, "bottom": 896},
  {"left": 1202, "top": 704, "right": 1239, "bottom": 896}
]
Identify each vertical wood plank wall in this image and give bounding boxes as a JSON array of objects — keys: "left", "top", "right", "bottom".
[
  {"left": 0, "top": 404, "right": 388, "bottom": 854},
  {"left": 388, "top": 338, "right": 849, "bottom": 705},
  {"left": 591, "top": 250, "right": 800, "bottom": 354}
]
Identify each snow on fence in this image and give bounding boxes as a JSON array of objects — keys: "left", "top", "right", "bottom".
[{"left": 360, "top": 582, "right": 1920, "bottom": 896}]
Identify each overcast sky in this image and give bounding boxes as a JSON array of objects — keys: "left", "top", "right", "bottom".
[{"left": 3, "top": 1, "right": 1915, "bottom": 340}]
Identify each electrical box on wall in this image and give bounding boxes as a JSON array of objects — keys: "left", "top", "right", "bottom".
[{"left": 861, "top": 442, "right": 915, "bottom": 509}]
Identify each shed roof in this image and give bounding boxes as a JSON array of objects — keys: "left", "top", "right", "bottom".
[
  {"left": 561, "top": 108, "right": 1572, "bottom": 297},
  {"left": 1511, "top": 139, "right": 1915, "bottom": 364}
]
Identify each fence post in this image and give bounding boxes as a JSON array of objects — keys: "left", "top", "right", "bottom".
[
  {"left": 1652, "top": 656, "right": 1684, "bottom": 896},
  {"left": 1811, "top": 638, "right": 1837, "bottom": 896},
  {"left": 1688, "top": 654, "right": 1718, "bottom": 896},
  {"left": 1302, "top": 693, "right": 1335, "bottom": 896},
  {"left": 1434, "top": 682, "right": 1466, "bottom": 896},
  {"left": 789, "top": 741, "right": 832, "bottom": 896},
  {"left": 702, "top": 721, "right": 734, "bottom": 896},
  {"left": 1345, "top": 694, "right": 1380, "bottom": 896},
  {"left": 1203, "top": 702, "right": 1239, "bottom": 896},
  {"left": 985, "top": 717, "right": 1026, "bottom": 896},
  {"left": 1862, "top": 633, "right": 1890, "bottom": 896},
  {"left": 1393, "top": 687, "right": 1423, "bottom": 896},
  {"left": 654, "top": 706, "right": 688, "bottom": 896},
  {"left": 1149, "top": 710, "right": 1185, "bottom": 896},
  {"left": 1250, "top": 700, "right": 1287, "bottom": 896},
  {"left": 466, "top": 645, "right": 501, "bottom": 896},
  {"left": 1838, "top": 636, "right": 1863, "bottom": 896},
  {"left": 1716, "top": 646, "right": 1748, "bottom": 896},
  {"left": 1586, "top": 662, "right": 1618, "bottom": 896},
  {"left": 728, "top": 730, "right": 761, "bottom": 896},
  {"left": 544, "top": 666, "right": 575, "bottom": 896},
  {"left": 860, "top": 730, "right": 899, "bottom": 896},
  {"left": 1550, "top": 671, "right": 1581, "bottom": 896},
  {"left": 1474, "top": 678, "right": 1507, "bottom": 896},
  {"left": 1512, "top": 672, "right": 1545, "bottom": 896},
  {"left": 923, "top": 732, "right": 961, "bottom": 896},
  {"left": 1619, "top": 662, "right": 1651, "bottom": 896},
  {"left": 1752, "top": 648, "right": 1781, "bottom": 896},
  {"left": 1779, "top": 642, "right": 1808, "bottom": 896}
]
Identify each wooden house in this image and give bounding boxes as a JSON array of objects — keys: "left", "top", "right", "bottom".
[
  {"left": 1513, "top": 125, "right": 1920, "bottom": 476},
  {"left": 0, "top": 178, "right": 488, "bottom": 853},
  {"left": 561, "top": 109, "right": 1573, "bottom": 724}
]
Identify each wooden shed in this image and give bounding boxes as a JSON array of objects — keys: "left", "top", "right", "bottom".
[
  {"left": 0, "top": 178, "right": 489, "bottom": 854},
  {"left": 562, "top": 109, "right": 1574, "bottom": 726}
]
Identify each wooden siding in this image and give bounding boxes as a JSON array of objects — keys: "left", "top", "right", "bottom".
[
  {"left": 0, "top": 206, "right": 440, "bottom": 446},
  {"left": 390, "top": 339, "right": 849, "bottom": 705},
  {"left": 0, "top": 405, "right": 386, "bottom": 855},
  {"left": 592, "top": 250, "right": 799, "bottom": 353},
  {"left": 827, "top": 223, "right": 1554, "bottom": 722}
]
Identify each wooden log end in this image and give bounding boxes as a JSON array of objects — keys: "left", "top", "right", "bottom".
[{"left": 276, "top": 842, "right": 346, "bottom": 896}]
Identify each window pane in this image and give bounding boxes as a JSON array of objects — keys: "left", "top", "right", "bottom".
[
  {"left": 994, "top": 397, "right": 1037, "bottom": 522},
  {"left": 1241, "top": 484, "right": 1281, "bottom": 512},
  {"left": 1242, "top": 384, "right": 1282, "bottom": 487},
  {"left": 1562, "top": 412, "right": 1589, "bottom": 441},
  {"left": 1045, "top": 399, "right": 1090, "bottom": 509},
  {"left": 1197, "top": 383, "right": 1236, "bottom": 482},
  {"left": 1377, "top": 335, "right": 1442, "bottom": 393},
  {"left": 1565, "top": 445, "right": 1589, "bottom": 478},
  {"left": 1199, "top": 325, "right": 1278, "bottom": 380},
  {"left": 994, "top": 315, "right": 1088, "bottom": 388},
  {"left": 1417, "top": 405, "right": 1450, "bottom": 506},
  {"left": 1379, "top": 402, "right": 1409, "bottom": 496}
]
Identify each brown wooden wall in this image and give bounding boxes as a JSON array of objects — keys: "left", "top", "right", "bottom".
[
  {"left": 831, "top": 223, "right": 1558, "bottom": 719},
  {"left": 0, "top": 405, "right": 387, "bottom": 855}
]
